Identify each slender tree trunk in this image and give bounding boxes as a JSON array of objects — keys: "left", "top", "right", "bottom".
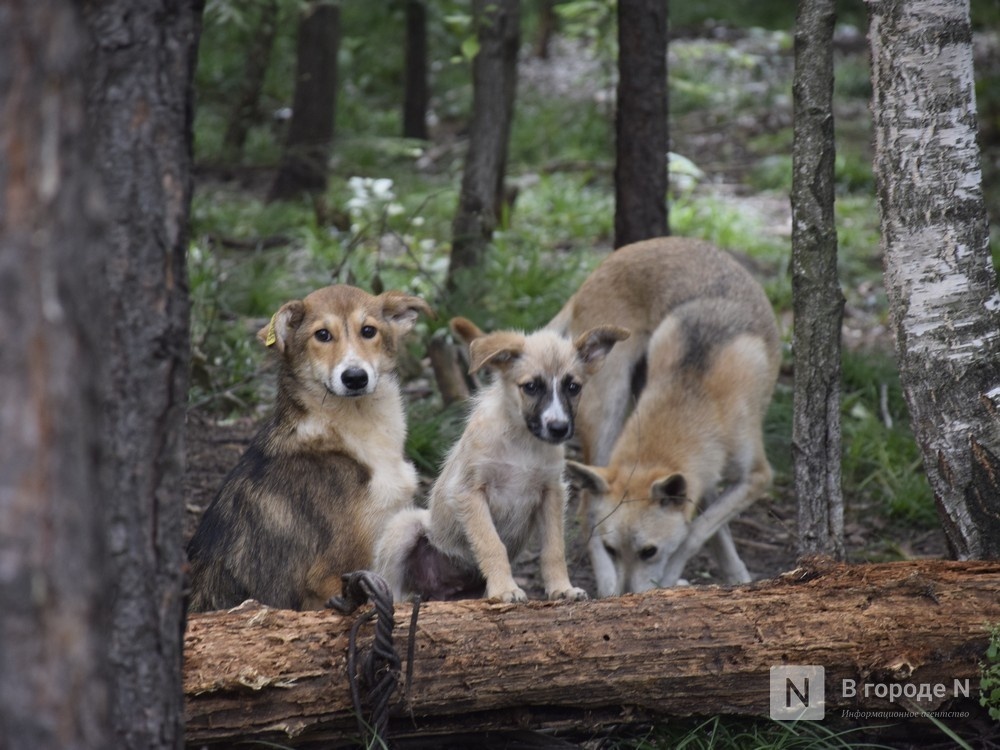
[
  {"left": 534, "top": 0, "right": 558, "bottom": 59},
  {"left": 614, "top": 0, "right": 668, "bottom": 248},
  {"left": 0, "top": 3, "right": 109, "bottom": 748},
  {"left": 269, "top": 1, "right": 340, "bottom": 200},
  {"left": 221, "top": 0, "right": 280, "bottom": 162},
  {"left": 447, "top": 0, "right": 520, "bottom": 292},
  {"left": 82, "top": 0, "right": 202, "bottom": 746},
  {"left": 868, "top": 0, "right": 1000, "bottom": 558},
  {"left": 403, "top": 0, "right": 430, "bottom": 140},
  {"left": 791, "top": 0, "right": 845, "bottom": 558}
]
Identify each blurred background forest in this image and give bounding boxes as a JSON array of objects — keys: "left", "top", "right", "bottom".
[{"left": 184, "top": 0, "right": 1000, "bottom": 576}]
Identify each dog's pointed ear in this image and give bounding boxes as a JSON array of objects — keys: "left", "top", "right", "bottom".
[
  {"left": 257, "top": 300, "right": 306, "bottom": 353},
  {"left": 565, "top": 460, "right": 611, "bottom": 496},
  {"left": 574, "top": 325, "right": 631, "bottom": 373},
  {"left": 449, "top": 316, "right": 485, "bottom": 347},
  {"left": 650, "top": 474, "right": 688, "bottom": 509},
  {"left": 378, "top": 291, "right": 433, "bottom": 335},
  {"left": 467, "top": 331, "right": 525, "bottom": 375}
]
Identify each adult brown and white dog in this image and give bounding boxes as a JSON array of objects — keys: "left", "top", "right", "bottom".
[
  {"left": 551, "top": 237, "right": 781, "bottom": 596},
  {"left": 186, "top": 284, "right": 431, "bottom": 611},
  {"left": 374, "top": 318, "right": 629, "bottom": 603}
]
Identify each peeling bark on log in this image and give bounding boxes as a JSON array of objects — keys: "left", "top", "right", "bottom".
[{"left": 184, "top": 560, "right": 1000, "bottom": 746}]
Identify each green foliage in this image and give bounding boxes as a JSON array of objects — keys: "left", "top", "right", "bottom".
[
  {"left": 981, "top": 623, "right": 1000, "bottom": 722},
  {"left": 840, "top": 349, "right": 936, "bottom": 527},
  {"left": 609, "top": 715, "right": 893, "bottom": 750},
  {"left": 510, "top": 91, "right": 613, "bottom": 167},
  {"left": 671, "top": 33, "right": 792, "bottom": 117},
  {"left": 405, "top": 399, "right": 468, "bottom": 476}
]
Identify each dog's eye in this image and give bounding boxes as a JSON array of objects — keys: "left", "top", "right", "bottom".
[
  {"left": 360, "top": 325, "right": 378, "bottom": 339},
  {"left": 564, "top": 380, "right": 582, "bottom": 396},
  {"left": 314, "top": 329, "right": 332, "bottom": 343},
  {"left": 639, "top": 545, "right": 658, "bottom": 561},
  {"left": 521, "top": 380, "right": 542, "bottom": 396},
  {"left": 603, "top": 543, "right": 618, "bottom": 559}
]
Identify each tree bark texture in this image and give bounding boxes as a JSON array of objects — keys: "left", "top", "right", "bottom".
[
  {"left": 269, "top": 1, "right": 340, "bottom": 200},
  {"left": 0, "top": 3, "right": 109, "bottom": 748},
  {"left": 791, "top": 0, "right": 846, "bottom": 559},
  {"left": 447, "top": 0, "right": 520, "bottom": 291},
  {"left": 868, "top": 0, "right": 1000, "bottom": 558},
  {"left": 82, "top": 0, "right": 202, "bottom": 746},
  {"left": 614, "top": 0, "right": 668, "bottom": 248},
  {"left": 185, "top": 560, "right": 998, "bottom": 746},
  {"left": 403, "top": 0, "right": 430, "bottom": 140},
  {"left": 221, "top": 0, "right": 280, "bottom": 162}
]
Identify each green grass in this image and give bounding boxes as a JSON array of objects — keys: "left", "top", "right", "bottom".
[
  {"left": 608, "top": 715, "right": 894, "bottom": 750},
  {"left": 840, "top": 349, "right": 936, "bottom": 527}
]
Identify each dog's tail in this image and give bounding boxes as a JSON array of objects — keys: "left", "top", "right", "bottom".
[{"left": 373, "top": 507, "right": 431, "bottom": 601}]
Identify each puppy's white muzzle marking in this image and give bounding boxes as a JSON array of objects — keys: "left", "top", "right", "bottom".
[
  {"left": 330, "top": 349, "right": 378, "bottom": 397},
  {"left": 538, "top": 376, "right": 572, "bottom": 443}
]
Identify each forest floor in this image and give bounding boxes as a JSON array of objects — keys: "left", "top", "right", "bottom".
[{"left": 182, "top": 26, "right": 967, "bottom": 599}]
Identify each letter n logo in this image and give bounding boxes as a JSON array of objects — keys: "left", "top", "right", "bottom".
[{"left": 770, "top": 665, "right": 825, "bottom": 720}]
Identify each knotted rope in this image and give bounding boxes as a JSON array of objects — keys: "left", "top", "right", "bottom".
[{"left": 327, "top": 571, "right": 419, "bottom": 748}]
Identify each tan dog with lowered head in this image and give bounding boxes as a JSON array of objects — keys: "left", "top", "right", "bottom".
[{"left": 552, "top": 237, "right": 781, "bottom": 595}]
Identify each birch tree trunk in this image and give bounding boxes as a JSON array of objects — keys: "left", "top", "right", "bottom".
[
  {"left": 868, "top": 0, "right": 1000, "bottom": 558},
  {"left": 791, "top": 0, "right": 845, "bottom": 558}
]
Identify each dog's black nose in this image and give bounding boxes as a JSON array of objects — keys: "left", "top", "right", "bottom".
[
  {"left": 546, "top": 420, "right": 570, "bottom": 440},
  {"left": 341, "top": 367, "right": 369, "bottom": 391}
]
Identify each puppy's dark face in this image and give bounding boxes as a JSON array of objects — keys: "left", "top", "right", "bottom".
[
  {"left": 455, "top": 320, "right": 631, "bottom": 445},
  {"left": 507, "top": 334, "right": 585, "bottom": 444}
]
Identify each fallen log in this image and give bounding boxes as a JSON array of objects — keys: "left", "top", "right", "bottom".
[{"left": 184, "top": 559, "right": 1000, "bottom": 747}]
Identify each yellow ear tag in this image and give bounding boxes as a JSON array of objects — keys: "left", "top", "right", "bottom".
[{"left": 264, "top": 316, "right": 278, "bottom": 347}]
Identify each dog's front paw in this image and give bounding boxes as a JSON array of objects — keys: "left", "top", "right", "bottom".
[
  {"left": 548, "top": 586, "right": 589, "bottom": 602},
  {"left": 487, "top": 582, "right": 528, "bottom": 603}
]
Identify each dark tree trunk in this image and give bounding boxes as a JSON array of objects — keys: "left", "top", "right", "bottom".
[
  {"left": 82, "top": 0, "right": 202, "bottom": 746},
  {"left": 0, "top": 3, "right": 109, "bottom": 748},
  {"left": 221, "top": 0, "right": 280, "bottom": 162},
  {"left": 403, "top": 0, "right": 430, "bottom": 140},
  {"left": 791, "top": 0, "right": 845, "bottom": 558},
  {"left": 868, "top": 0, "right": 1000, "bottom": 558},
  {"left": 614, "top": 0, "right": 668, "bottom": 248},
  {"left": 447, "top": 0, "right": 520, "bottom": 293},
  {"left": 534, "top": 0, "right": 558, "bottom": 59},
  {"left": 269, "top": 1, "right": 341, "bottom": 201}
]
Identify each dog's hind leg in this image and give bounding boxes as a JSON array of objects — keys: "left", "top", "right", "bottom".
[
  {"left": 705, "top": 523, "right": 751, "bottom": 583},
  {"left": 577, "top": 333, "right": 647, "bottom": 465}
]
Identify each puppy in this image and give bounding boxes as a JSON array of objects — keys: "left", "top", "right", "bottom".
[
  {"left": 552, "top": 237, "right": 781, "bottom": 595},
  {"left": 186, "top": 284, "right": 431, "bottom": 611},
  {"left": 375, "top": 318, "right": 629, "bottom": 603}
]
